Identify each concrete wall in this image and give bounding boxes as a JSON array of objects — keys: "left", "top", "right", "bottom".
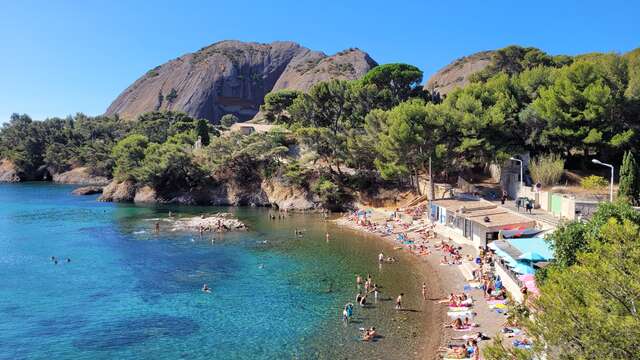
[
  {"left": 472, "top": 226, "right": 484, "bottom": 248},
  {"left": 516, "top": 184, "right": 583, "bottom": 221}
]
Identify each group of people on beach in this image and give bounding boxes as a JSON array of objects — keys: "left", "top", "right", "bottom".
[
  {"left": 472, "top": 248, "right": 508, "bottom": 300},
  {"left": 347, "top": 206, "right": 489, "bottom": 357},
  {"left": 436, "top": 239, "right": 464, "bottom": 265}
]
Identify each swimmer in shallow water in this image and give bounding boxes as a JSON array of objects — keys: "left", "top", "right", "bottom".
[{"left": 361, "top": 327, "right": 377, "bottom": 341}]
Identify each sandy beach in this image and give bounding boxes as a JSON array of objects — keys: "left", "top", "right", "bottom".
[{"left": 335, "top": 208, "right": 505, "bottom": 360}]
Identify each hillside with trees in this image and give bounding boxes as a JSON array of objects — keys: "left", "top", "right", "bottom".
[{"left": 1, "top": 45, "right": 639, "bottom": 210}]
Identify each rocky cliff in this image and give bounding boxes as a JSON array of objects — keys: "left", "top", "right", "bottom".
[
  {"left": 0, "top": 159, "right": 20, "bottom": 182},
  {"left": 425, "top": 50, "right": 494, "bottom": 95},
  {"left": 105, "top": 40, "right": 377, "bottom": 123},
  {"left": 99, "top": 178, "right": 318, "bottom": 211}
]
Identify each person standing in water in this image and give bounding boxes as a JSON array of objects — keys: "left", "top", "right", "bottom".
[
  {"left": 422, "top": 283, "right": 428, "bottom": 300},
  {"left": 378, "top": 251, "right": 385, "bottom": 263},
  {"left": 371, "top": 284, "right": 379, "bottom": 302},
  {"left": 325, "top": 232, "right": 330, "bottom": 242},
  {"left": 356, "top": 274, "right": 363, "bottom": 292},
  {"left": 395, "top": 293, "right": 404, "bottom": 310}
]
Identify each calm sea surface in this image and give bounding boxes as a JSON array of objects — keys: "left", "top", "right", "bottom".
[{"left": 0, "top": 183, "right": 431, "bottom": 359}]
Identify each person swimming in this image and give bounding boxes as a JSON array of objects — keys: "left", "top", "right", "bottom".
[
  {"left": 202, "top": 284, "right": 211, "bottom": 293},
  {"left": 361, "top": 327, "right": 377, "bottom": 341}
]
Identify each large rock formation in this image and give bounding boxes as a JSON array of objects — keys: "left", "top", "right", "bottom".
[
  {"left": 52, "top": 167, "right": 110, "bottom": 186},
  {"left": 0, "top": 159, "right": 20, "bottom": 182},
  {"left": 98, "top": 178, "right": 318, "bottom": 211},
  {"left": 105, "top": 40, "right": 377, "bottom": 123},
  {"left": 425, "top": 51, "right": 494, "bottom": 95}
]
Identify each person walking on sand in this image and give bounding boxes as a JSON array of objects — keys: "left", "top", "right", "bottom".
[
  {"left": 395, "top": 293, "right": 404, "bottom": 310},
  {"left": 422, "top": 283, "right": 428, "bottom": 300}
]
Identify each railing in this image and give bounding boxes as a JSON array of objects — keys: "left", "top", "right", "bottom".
[{"left": 494, "top": 257, "right": 525, "bottom": 288}]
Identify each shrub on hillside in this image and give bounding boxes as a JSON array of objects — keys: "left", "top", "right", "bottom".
[
  {"left": 581, "top": 175, "right": 608, "bottom": 190},
  {"left": 529, "top": 154, "right": 565, "bottom": 186}
]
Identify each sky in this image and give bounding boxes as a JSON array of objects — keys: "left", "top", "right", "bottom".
[{"left": 0, "top": 0, "right": 638, "bottom": 122}]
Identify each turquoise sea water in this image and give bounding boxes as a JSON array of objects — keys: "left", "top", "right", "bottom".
[{"left": 0, "top": 184, "right": 431, "bottom": 359}]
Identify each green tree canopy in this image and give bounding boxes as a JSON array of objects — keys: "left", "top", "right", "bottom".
[
  {"left": 220, "top": 114, "right": 239, "bottom": 128},
  {"left": 528, "top": 218, "right": 640, "bottom": 359},
  {"left": 111, "top": 134, "right": 149, "bottom": 181},
  {"left": 261, "top": 89, "right": 301, "bottom": 124},
  {"left": 138, "top": 142, "right": 205, "bottom": 192},
  {"left": 361, "top": 63, "right": 424, "bottom": 106}
]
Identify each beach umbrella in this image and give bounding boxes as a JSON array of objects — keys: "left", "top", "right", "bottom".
[{"left": 518, "top": 252, "right": 546, "bottom": 262}]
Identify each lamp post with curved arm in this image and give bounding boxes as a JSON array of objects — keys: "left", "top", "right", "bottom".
[{"left": 592, "top": 159, "right": 614, "bottom": 202}]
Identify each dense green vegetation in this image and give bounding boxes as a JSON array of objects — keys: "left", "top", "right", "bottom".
[
  {"left": 485, "top": 201, "right": 640, "bottom": 359},
  {"left": 1, "top": 45, "right": 639, "bottom": 208}
]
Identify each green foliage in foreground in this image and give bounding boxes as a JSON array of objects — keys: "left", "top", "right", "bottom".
[
  {"left": 488, "top": 202, "right": 640, "bottom": 359},
  {"left": 531, "top": 218, "right": 640, "bottom": 359},
  {"left": 545, "top": 201, "right": 640, "bottom": 269}
]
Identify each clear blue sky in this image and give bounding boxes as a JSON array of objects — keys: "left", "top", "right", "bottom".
[{"left": 1, "top": 0, "right": 638, "bottom": 122}]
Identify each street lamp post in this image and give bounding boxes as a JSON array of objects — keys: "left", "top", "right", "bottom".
[
  {"left": 592, "top": 159, "right": 614, "bottom": 202},
  {"left": 510, "top": 157, "right": 523, "bottom": 191}
]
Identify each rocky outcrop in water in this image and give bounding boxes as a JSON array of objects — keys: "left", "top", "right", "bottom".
[
  {"left": 425, "top": 50, "right": 494, "bottom": 95},
  {"left": 53, "top": 167, "right": 110, "bottom": 186},
  {"left": 168, "top": 214, "right": 247, "bottom": 232},
  {"left": 98, "top": 177, "right": 318, "bottom": 211},
  {"left": 99, "top": 180, "right": 137, "bottom": 202},
  {"left": 0, "top": 159, "right": 20, "bottom": 182},
  {"left": 72, "top": 186, "right": 104, "bottom": 195},
  {"left": 105, "top": 40, "right": 377, "bottom": 123}
]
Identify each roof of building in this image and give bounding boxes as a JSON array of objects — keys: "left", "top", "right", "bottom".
[
  {"left": 469, "top": 211, "right": 535, "bottom": 229},
  {"left": 433, "top": 197, "right": 535, "bottom": 229},
  {"left": 432, "top": 198, "right": 494, "bottom": 212}
]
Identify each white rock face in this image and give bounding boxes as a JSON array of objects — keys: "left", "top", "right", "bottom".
[{"left": 168, "top": 214, "right": 247, "bottom": 232}]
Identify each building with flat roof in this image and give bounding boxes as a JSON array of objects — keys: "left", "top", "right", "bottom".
[{"left": 430, "top": 197, "right": 536, "bottom": 248}]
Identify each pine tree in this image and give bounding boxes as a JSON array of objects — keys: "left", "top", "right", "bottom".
[{"left": 618, "top": 151, "right": 640, "bottom": 204}]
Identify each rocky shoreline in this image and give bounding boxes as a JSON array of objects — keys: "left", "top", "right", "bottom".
[{"left": 98, "top": 178, "right": 320, "bottom": 211}]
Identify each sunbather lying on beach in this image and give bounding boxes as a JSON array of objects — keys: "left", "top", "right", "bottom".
[
  {"left": 452, "top": 332, "right": 490, "bottom": 341},
  {"left": 444, "top": 317, "right": 478, "bottom": 329}
]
